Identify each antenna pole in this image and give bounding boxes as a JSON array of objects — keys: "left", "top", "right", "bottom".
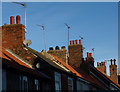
[
  {"left": 68, "top": 28, "right": 69, "bottom": 46},
  {"left": 25, "top": 5, "right": 26, "bottom": 32},
  {"left": 43, "top": 29, "right": 46, "bottom": 51}
]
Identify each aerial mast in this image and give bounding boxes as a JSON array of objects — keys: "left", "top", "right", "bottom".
[
  {"left": 65, "top": 23, "right": 70, "bottom": 46},
  {"left": 37, "top": 24, "right": 46, "bottom": 51},
  {"left": 13, "top": 2, "right": 27, "bottom": 32}
]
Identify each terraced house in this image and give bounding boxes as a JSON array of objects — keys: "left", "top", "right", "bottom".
[{"left": 1, "top": 15, "right": 120, "bottom": 92}]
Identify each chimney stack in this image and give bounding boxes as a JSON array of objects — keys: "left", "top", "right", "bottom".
[
  {"left": 110, "top": 59, "right": 118, "bottom": 83},
  {"left": 16, "top": 15, "right": 21, "bottom": 24},
  {"left": 85, "top": 52, "right": 94, "bottom": 66},
  {"left": 10, "top": 16, "right": 14, "bottom": 24},
  {"left": 97, "top": 61, "right": 106, "bottom": 74},
  {"left": 2, "top": 15, "right": 25, "bottom": 49},
  {"left": 68, "top": 39, "right": 83, "bottom": 67},
  {"left": 48, "top": 46, "right": 68, "bottom": 64}
]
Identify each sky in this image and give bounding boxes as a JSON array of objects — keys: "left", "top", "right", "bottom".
[{"left": 2, "top": 2, "right": 119, "bottom": 75}]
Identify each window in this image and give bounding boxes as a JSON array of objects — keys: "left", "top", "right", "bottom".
[
  {"left": 35, "top": 79, "right": 40, "bottom": 90},
  {"left": 2, "top": 69, "right": 6, "bottom": 91},
  {"left": 77, "top": 80, "right": 83, "bottom": 92},
  {"left": 19, "top": 75, "right": 28, "bottom": 92},
  {"left": 68, "top": 77, "right": 73, "bottom": 92},
  {"left": 55, "top": 72, "right": 61, "bottom": 91}
]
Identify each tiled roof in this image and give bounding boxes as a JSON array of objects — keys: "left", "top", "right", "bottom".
[
  {"left": 1, "top": 46, "right": 50, "bottom": 79},
  {"left": 51, "top": 54, "right": 107, "bottom": 89}
]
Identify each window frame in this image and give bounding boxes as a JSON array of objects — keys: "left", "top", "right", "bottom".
[
  {"left": 35, "top": 79, "right": 40, "bottom": 90},
  {"left": 55, "top": 72, "right": 61, "bottom": 91},
  {"left": 68, "top": 77, "right": 73, "bottom": 91}
]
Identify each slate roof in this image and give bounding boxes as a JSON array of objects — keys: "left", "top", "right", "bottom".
[{"left": 1, "top": 46, "right": 50, "bottom": 79}]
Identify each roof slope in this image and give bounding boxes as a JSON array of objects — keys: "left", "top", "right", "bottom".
[
  {"left": 1, "top": 47, "right": 50, "bottom": 79},
  {"left": 51, "top": 54, "right": 107, "bottom": 89},
  {"left": 95, "top": 67, "right": 120, "bottom": 88}
]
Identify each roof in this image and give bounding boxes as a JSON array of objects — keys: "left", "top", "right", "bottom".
[
  {"left": 96, "top": 67, "right": 120, "bottom": 88},
  {"left": 1, "top": 46, "right": 50, "bottom": 79},
  {"left": 51, "top": 54, "right": 107, "bottom": 89},
  {"left": 26, "top": 47, "right": 71, "bottom": 73}
]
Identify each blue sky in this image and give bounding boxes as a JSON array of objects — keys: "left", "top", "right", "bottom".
[{"left": 2, "top": 2, "right": 118, "bottom": 75}]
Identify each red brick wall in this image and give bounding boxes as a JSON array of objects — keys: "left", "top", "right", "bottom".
[
  {"left": 97, "top": 62, "right": 106, "bottom": 74},
  {"left": 110, "top": 65, "right": 118, "bottom": 83},
  {"left": 2, "top": 24, "right": 25, "bottom": 49},
  {"left": 68, "top": 43, "right": 83, "bottom": 67},
  {"left": 48, "top": 46, "right": 68, "bottom": 64}
]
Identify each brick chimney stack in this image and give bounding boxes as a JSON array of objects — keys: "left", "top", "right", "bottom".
[
  {"left": 2, "top": 15, "right": 25, "bottom": 49},
  {"left": 86, "top": 52, "right": 94, "bottom": 66},
  {"left": 48, "top": 46, "right": 68, "bottom": 64},
  {"left": 97, "top": 62, "right": 106, "bottom": 74},
  {"left": 68, "top": 40, "right": 83, "bottom": 67},
  {"left": 110, "top": 59, "right": 118, "bottom": 83}
]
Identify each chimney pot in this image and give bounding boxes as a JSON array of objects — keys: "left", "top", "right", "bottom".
[
  {"left": 97, "top": 62, "right": 99, "bottom": 66},
  {"left": 16, "top": 15, "right": 21, "bottom": 24},
  {"left": 10, "top": 16, "right": 14, "bottom": 24},
  {"left": 87, "top": 52, "right": 89, "bottom": 57},
  {"left": 89, "top": 53, "right": 92, "bottom": 57},
  {"left": 101, "top": 62, "right": 104, "bottom": 66},
  {"left": 55, "top": 46, "right": 59, "bottom": 50},
  {"left": 70, "top": 40, "right": 72, "bottom": 45},
  {"left": 75, "top": 40, "right": 78, "bottom": 44},
  {"left": 110, "top": 59, "right": 113, "bottom": 65},
  {"left": 114, "top": 59, "right": 116, "bottom": 65},
  {"left": 79, "top": 40, "right": 82, "bottom": 44},
  {"left": 61, "top": 46, "right": 66, "bottom": 49},
  {"left": 73, "top": 40, "right": 75, "bottom": 44},
  {"left": 49, "top": 47, "right": 53, "bottom": 50},
  {"left": 104, "top": 62, "right": 106, "bottom": 66}
]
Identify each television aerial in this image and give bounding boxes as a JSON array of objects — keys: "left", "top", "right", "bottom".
[
  {"left": 12, "top": 2, "right": 27, "bottom": 32},
  {"left": 79, "top": 36, "right": 83, "bottom": 40},
  {"left": 65, "top": 23, "right": 70, "bottom": 46},
  {"left": 23, "top": 39, "right": 32, "bottom": 46},
  {"left": 37, "top": 24, "right": 46, "bottom": 51}
]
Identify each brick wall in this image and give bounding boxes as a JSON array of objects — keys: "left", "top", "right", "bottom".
[
  {"left": 110, "top": 59, "right": 118, "bottom": 83},
  {"left": 97, "top": 62, "right": 106, "bottom": 74},
  {"left": 48, "top": 46, "right": 68, "bottom": 64},
  {"left": 2, "top": 15, "right": 25, "bottom": 49},
  {"left": 68, "top": 40, "right": 83, "bottom": 67},
  {"left": 85, "top": 52, "right": 94, "bottom": 66}
]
